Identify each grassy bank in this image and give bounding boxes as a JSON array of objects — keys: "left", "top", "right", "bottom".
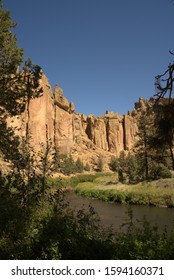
[
  {"left": 70, "top": 174, "right": 174, "bottom": 207},
  {"left": 47, "top": 173, "right": 111, "bottom": 189}
]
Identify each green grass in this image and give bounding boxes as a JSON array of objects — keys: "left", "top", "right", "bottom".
[
  {"left": 48, "top": 173, "right": 174, "bottom": 207},
  {"left": 74, "top": 175, "right": 174, "bottom": 207},
  {"left": 47, "top": 173, "right": 111, "bottom": 188}
]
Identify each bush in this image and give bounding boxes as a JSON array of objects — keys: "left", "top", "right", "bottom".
[
  {"left": 75, "top": 158, "right": 84, "bottom": 173},
  {"left": 60, "top": 155, "right": 76, "bottom": 175},
  {"left": 84, "top": 163, "right": 90, "bottom": 171},
  {"left": 96, "top": 154, "right": 104, "bottom": 172},
  {"left": 149, "top": 161, "right": 171, "bottom": 180},
  {"left": 109, "top": 156, "right": 119, "bottom": 172},
  {"left": 1, "top": 172, "right": 174, "bottom": 259}
]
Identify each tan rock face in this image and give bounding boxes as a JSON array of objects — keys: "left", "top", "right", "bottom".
[
  {"left": 106, "top": 115, "right": 124, "bottom": 154},
  {"left": 54, "top": 84, "right": 70, "bottom": 112},
  {"left": 54, "top": 106, "right": 74, "bottom": 154},
  {"left": 85, "top": 115, "right": 108, "bottom": 150},
  {"left": 6, "top": 72, "right": 149, "bottom": 164},
  {"left": 28, "top": 74, "right": 54, "bottom": 149},
  {"left": 124, "top": 115, "right": 138, "bottom": 151}
]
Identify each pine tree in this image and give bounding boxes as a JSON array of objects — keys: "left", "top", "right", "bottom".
[{"left": 135, "top": 110, "right": 154, "bottom": 180}]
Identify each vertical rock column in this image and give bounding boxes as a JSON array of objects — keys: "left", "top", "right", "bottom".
[
  {"left": 106, "top": 115, "right": 124, "bottom": 154},
  {"left": 26, "top": 73, "right": 55, "bottom": 150},
  {"left": 123, "top": 114, "right": 138, "bottom": 150},
  {"left": 53, "top": 84, "right": 74, "bottom": 154}
]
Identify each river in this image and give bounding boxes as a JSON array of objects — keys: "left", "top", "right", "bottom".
[{"left": 65, "top": 191, "right": 174, "bottom": 235}]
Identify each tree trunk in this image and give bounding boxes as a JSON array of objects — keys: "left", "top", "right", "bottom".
[{"left": 169, "top": 144, "right": 174, "bottom": 170}]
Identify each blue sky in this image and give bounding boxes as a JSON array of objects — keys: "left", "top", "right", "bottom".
[{"left": 3, "top": 0, "right": 174, "bottom": 116}]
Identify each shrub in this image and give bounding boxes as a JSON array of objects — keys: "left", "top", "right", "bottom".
[
  {"left": 60, "top": 155, "right": 76, "bottom": 175},
  {"left": 149, "top": 161, "right": 171, "bottom": 180},
  {"left": 84, "top": 163, "right": 90, "bottom": 171},
  {"left": 75, "top": 158, "right": 84, "bottom": 173},
  {"left": 96, "top": 154, "right": 104, "bottom": 172},
  {"left": 109, "top": 156, "right": 119, "bottom": 172}
]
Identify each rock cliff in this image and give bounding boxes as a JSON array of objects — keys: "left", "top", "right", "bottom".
[{"left": 7, "top": 72, "right": 153, "bottom": 167}]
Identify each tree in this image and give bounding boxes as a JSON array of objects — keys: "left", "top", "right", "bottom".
[
  {"left": 135, "top": 111, "right": 154, "bottom": 180},
  {"left": 0, "top": 0, "right": 23, "bottom": 167},
  {"left": 155, "top": 52, "right": 174, "bottom": 100},
  {"left": 0, "top": 1, "right": 42, "bottom": 171},
  {"left": 0, "top": 1, "right": 23, "bottom": 95},
  {"left": 153, "top": 102, "right": 174, "bottom": 169},
  {"left": 126, "top": 153, "right": 139, "bottom": 183},
  {"left": 61, "top": 155, "right": 76, "bottom": 175},
  {"left": 154, "top": 53, "right": 174, "bottom": 169}
]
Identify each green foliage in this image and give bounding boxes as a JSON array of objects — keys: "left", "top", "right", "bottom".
[
  {"left": 109, "top": 156, "right": 119, "bottom": 172},
  {"left": 126, "top": 153, "right": 139, "bottom": 183},
  {"left": 27, "top": 201, "right": 174, "bottom": 259},
  {"left": 0, "top": 1, "right": 23, "bottom": 80},
  {"left": 96, "top": 154, "right": 104, "bottom": 172},
  {"left": 60, "top": 155, "right": 76, "bottom": 175},
  {"left": 67, "top": 173, "right": 105, "bottom": 188},
  {"left": 0, "top": 171, "right": 44, "bottom": 259},
  {"left": 84, "top": 163, "right": 90, "bottom": 171},
  {"left": 0, "top": 2, "right": 42, "bottom": 173},
  {"left": 109, "top": 151, "right": 171, "bottom": 184},
  {"left": 1, "top": 1, "right": 174, "bottom": 261},
  {"left": 75, "top": 157, "right": 84, "bottom": 173},
  {"left": 1, "top": 169, "right": 174, "bottom": 259},
  {"left": 148, "top": 160, "right": 172, "bottom": 180},
  {"left": 0, "top": 181, "right": 113, "bottom": 259},
  {"left": 56, "top": 155, "right": 85, "bottom": 175},
  {"left": 114, "top": 214, "right": 173, "bottom": 260},
  {"left": 74, "top": 174, "right": 174, "bottom": 207}
]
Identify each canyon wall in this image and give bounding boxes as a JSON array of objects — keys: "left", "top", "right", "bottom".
[{"left": 8, "top": 72, "right": 151, "bottom": 166}]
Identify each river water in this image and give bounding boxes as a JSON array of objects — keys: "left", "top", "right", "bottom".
[{"left": 65, "top": 191, "right": 174, "bottom": 235}]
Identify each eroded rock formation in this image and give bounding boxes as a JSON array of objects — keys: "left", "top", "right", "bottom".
[{"left": 7, "top": 72, "right": 152, "bottom": 167}]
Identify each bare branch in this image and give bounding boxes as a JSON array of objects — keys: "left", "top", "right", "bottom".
[{"left": 155, "top": 58, "right": 174, "bottom": 100}]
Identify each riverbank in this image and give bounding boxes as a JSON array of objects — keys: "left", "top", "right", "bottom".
[
  {"left": 49, "top": 173, "right": 174, "bottom": 208},
  {"left": 74, "top": 175, "right": 174, "bottom": 207}
]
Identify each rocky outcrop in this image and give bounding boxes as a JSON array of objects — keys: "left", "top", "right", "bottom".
[
  {"left": 6, "top": 72, "right": 152, "bottom": 166},
  {"left": 85, "top": 115, "right": 108, "bottom": 151},
  {"left": 106, "top": 113, "right": 124, "bottom": 153},
  {"left": 54, "top": 84, "right": 70, "bottom": 112}
]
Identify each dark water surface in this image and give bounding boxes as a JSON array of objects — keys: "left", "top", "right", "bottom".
[{"left": 65, "top": 191, "right": 174, "bottom": 234}]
